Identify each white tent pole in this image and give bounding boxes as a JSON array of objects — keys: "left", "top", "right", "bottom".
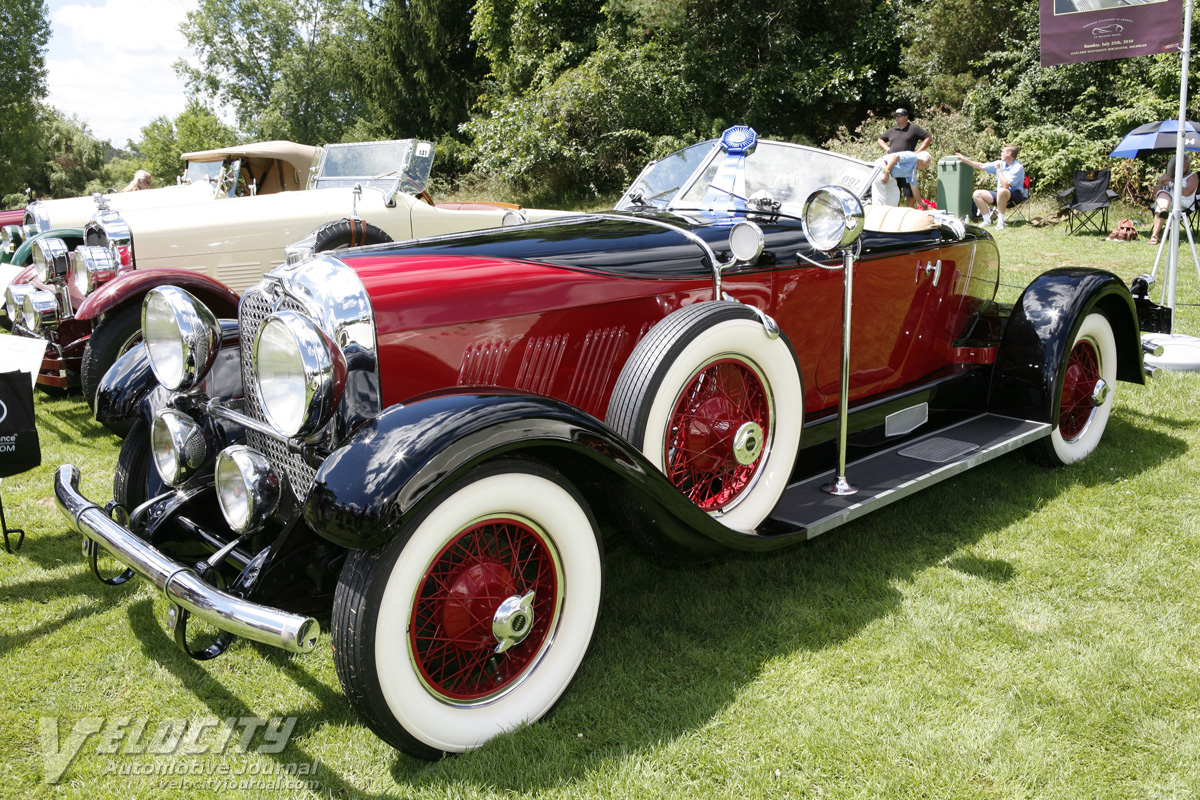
[{"left": 1169, "top": 0, "right": 1194, "bottom": 322}]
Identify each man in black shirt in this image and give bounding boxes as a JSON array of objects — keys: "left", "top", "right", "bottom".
[
  {"left": 878, "top": 109, "right": 932, "bottom": 155},
  {"left": 877, "top": 109, "right": 932, "bottom": 208}
]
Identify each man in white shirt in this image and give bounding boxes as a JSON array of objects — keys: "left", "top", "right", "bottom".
[{"left": 955, "top": 145, "right": 1026, "bottom": 230}]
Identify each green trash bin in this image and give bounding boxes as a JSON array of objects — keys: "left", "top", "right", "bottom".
[{"left": 937, "top": 156, "right": 975, "bottom": 220}]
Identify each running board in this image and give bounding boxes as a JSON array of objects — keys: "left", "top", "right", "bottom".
[{"left": 764, "top": 414, "right": 1051, "bottom": 539}]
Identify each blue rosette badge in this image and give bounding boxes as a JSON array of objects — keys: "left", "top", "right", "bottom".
[{"left": 720, "top": 126, "right": 758, "bottom": 155}]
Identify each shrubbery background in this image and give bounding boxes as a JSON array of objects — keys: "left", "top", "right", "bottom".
[{"left": 4, "top": 0, "right": 1199, "bottom": 207}]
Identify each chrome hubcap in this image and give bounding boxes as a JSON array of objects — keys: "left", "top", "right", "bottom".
[
  {"left": 1091, "top": 378, "right": 1110, "bottom": 407},
  {"left": 733, "top": 421, "right": 764, "bottom": 466},
  {"left": 492, "top": 590, "right": 536, "bottom": 653}
]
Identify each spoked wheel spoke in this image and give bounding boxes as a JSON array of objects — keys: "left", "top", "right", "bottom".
[
  {"left": 665, "top": 358, "right": 770, "bottom": 511},
  {"left": 1058, "top": 340, "right": 1100, "bottom": 442}
]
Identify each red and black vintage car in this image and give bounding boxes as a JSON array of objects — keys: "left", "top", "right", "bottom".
[{"left": 57, "top": 128, "right": 1162, "bottom": 758}]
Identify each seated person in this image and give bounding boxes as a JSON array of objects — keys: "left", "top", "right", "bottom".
[
  {"left": 1149, "top": 153, "right": 1198, "bottom": 245},
  {"left": 121, "top": 169, "right": 152, "bottom": 192},
  {"left": 874, "top": 150, "right": 931, "bottom": 208},
  {"left": 955, "top": 146, "right": 1026, "bottom": 230}
]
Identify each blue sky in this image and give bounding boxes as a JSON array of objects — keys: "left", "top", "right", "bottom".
[{"left": 44, "top": 0, "right": 197, "bottom": 145}]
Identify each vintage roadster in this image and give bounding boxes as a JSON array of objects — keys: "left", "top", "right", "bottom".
[
  {"left": 57, "top": 128, "right": 1160, "bottom": 759},
  {"left": 1, "top": 141, "right": 318, "bottom": 266},
  {"left": 6, "top": 138, "right": 564, "bottom": 404}
]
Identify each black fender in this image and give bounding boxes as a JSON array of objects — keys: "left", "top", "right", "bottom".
[
  {"left": 94, "top": 319, "right": 242, "bottom": 426},
  {"left": 990, "top": 268, "right": 1143, "bottom": 423},
  {"left": 304, "top": 391, "right": 759, "bottom": 560}
]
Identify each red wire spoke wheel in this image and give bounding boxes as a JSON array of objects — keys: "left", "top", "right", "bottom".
[
  {"left": 1036, "top": 311, "right": 1118, "bottom": 466},
  {"left": 664, "top": 357, "right": 771, "bottom": 512},
  {"left": 410, "top": 515, "right": 561, "bottom": 703},
  {"left": 1058, "top": 339, "right": 1100, "bottom": 442}
]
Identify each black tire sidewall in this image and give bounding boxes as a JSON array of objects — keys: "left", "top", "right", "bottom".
[
  {"left": 82, "top": 303, "right": 143, "bottom": 410},
  {"left": 312, "top": 219, "right": 393, "bottom": 252},
  {"left": 113, "top": 417, "right": 163, "bottom": 510}
]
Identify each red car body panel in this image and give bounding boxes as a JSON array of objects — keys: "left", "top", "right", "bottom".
[{"left": 349, "top": 237, "right": 996, "bottom": 420}]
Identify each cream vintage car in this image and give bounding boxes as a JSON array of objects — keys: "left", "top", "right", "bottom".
[
  {"left": 7, "top": 138, "right": 566, "bottom": 408},
  {"left": 11, "top": 140, "right": 318, "bottom": 252}
]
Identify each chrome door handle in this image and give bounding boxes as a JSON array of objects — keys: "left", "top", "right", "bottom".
[{"left": 916, "top": 259, "right": 941, "bottom": 287}]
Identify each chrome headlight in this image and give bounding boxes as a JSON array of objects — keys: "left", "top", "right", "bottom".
[
  {"left": 0, "top": 225, "right": 21, "bottom": 255},
  {"left": 803, "top": 186, "right": 865, "bottom": 252},
  {"left": 22, "top": 290, "right": 60, "bottom": 332},
  {"left": 70, "top": 245, "right": 118, "bottom": 295},
  {"left": 32, "top": 238, "right": 71, "bottom": 285},
  {"left": 253, "top": 311, "right": 347, "bottom": 438},
  {"left": 215, "top": 446, "right": 281, "bottom": 534},
  {"left": 4, "top": 284, "right": 36, "bottom": 324},
  {"left": 142, "top": 287, "right": 222, "bottom": 392},
  {"left": 151, "top": 409, "right": 209, "bottom": 486}
]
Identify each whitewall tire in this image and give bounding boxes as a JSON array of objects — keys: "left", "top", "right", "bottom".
[{"left": 332, "top": 459, "right": 603, "bottom": 758}]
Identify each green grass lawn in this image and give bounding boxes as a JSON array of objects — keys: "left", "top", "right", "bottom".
[{"left": 2, "top": 215, "right": 1200, "bottom": 799}]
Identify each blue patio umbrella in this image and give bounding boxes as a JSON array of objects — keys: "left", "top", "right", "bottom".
[{"left": 1109, "top": 120, "right": 1200, "bottom": 158}]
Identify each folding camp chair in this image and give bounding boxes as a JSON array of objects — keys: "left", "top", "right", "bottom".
[
  {"left": 1008, "top": 175, "right": 1032, "bottom": 224},
  {"left": 1056, "top": 169, "right": 1117, "bottom": 235}
]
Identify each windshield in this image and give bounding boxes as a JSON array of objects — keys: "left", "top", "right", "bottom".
[
  {"left": 615, "top": 137, "right": 873, "bottom": 215},
  {"left": 311, "top": 140, "right": 436, "bottom": 194},
  {"left": 183, "top": 160, "right": 225, "bottom": 184}
]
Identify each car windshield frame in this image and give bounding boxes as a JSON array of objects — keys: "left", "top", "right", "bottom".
[
  {"left": 616, "top": 139, "right": 874, "bottom": 216},
  {"left": 309, "top": 139, "right": 436, "bottom": 195}
]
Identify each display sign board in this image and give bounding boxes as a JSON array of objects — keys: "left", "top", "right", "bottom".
[{"left": 1041, "top": 0, "right": 1182, "bottom": 66}]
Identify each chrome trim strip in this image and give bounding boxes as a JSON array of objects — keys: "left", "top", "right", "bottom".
[
  {"left": 54, "top": 465, "right": 319, "bottom": 654},
  {"left": 206, "top": 399, "right": 300, "bottom": 444}
]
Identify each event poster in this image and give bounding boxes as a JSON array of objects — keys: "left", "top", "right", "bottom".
[{"left": 1041, "top": 0, "right": 1182, "bottom": 66}]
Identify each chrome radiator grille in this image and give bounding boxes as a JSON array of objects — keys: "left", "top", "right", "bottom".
[{"left": 239, "top": 288, "right": 317, "bottom": 500}]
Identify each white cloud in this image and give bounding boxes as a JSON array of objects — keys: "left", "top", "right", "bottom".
[{"left": 45, "top": 0, "right": 197, "bottom": 145}]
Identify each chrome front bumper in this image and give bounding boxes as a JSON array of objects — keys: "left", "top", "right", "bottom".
[{"left": 54, "top": 465, "right": 320, "bottom": 654}]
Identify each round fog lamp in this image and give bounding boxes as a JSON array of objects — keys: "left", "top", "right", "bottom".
[
  {"left": 215, "top": 446, "right": 281, "bottom": 534},
  {"left": 142, "top": 286, "right": 222, "bottom": 392},
  {"left": 22, "top": 290, "right": 60, "bottom": 332},
  {"left": 802, "top": 186, "right": 865, "bottom": 252},
  {"left": 253, "top": 311, "right": 347, "bottom": 438},
  {"left": 151, "top": 409, "right": 208, "bottom": 486}
]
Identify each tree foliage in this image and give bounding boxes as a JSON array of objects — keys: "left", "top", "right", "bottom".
[
  {"left": 177, "top": 0, "right": 369, "bottom": 145},
  {"left": 358, "top": 0, "right": 487, "bottom": 140},
  {"left": 27, "top": 109, "right": 107, "bottom": 199},
  {"left": 0, "top": 0, "right": 51, "bottom": 200},
  {"left": 163, "top": 0, "right": 1200, "bottom": 202}
]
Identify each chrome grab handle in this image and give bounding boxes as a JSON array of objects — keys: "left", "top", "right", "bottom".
[{"left": 916, "top": 259, "right": 942, "bottom": 287}]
